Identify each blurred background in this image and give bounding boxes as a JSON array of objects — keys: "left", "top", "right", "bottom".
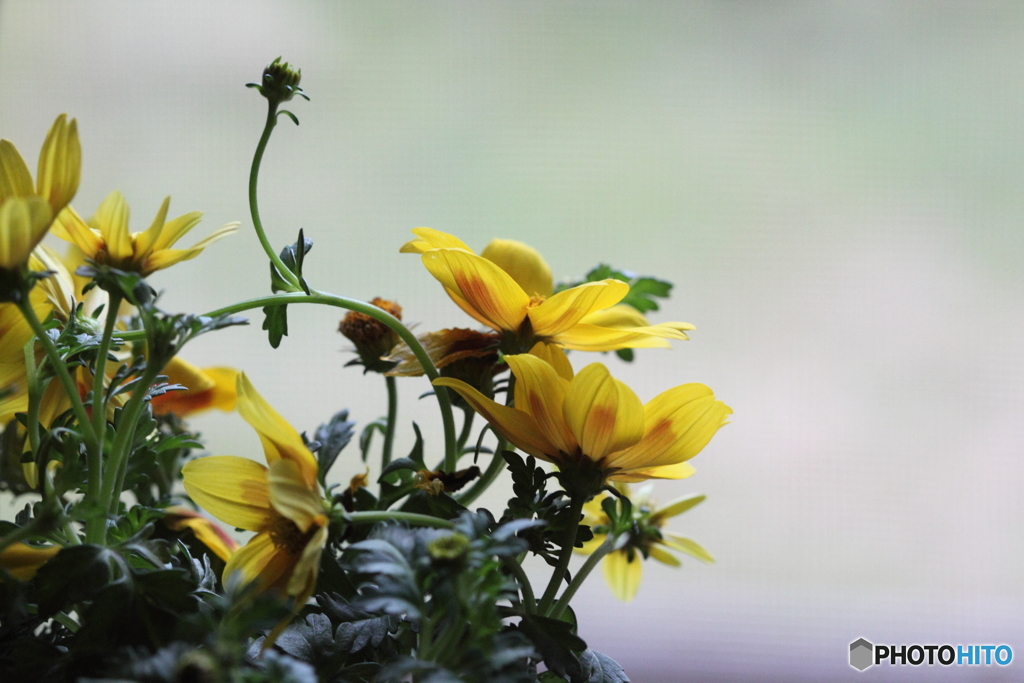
[{"left": 2, "top": 1, "right": 1023, "bottom": 680}]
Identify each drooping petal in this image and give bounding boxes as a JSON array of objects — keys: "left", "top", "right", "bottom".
[
  {"left": 164, "top": 507, "right": 240, "bottom": 562},
  {"left": 0, "top": 542, "right": 60, "bottom": 581},
  {"left": 421, "top": 249, "right": 530, "bottom": 331},
  {"left": 649, "top": 493, "right": 705, "bottom": 524},
  {"left": 94, "top": 191, "right": 133, "bottom": 262},
  {"left": 527, "top": 341, "right": 574, "bottom": 381},
  {"left": 602, "top": 550, "right": 643, "bottom": 602},
  {"left": 223, "top": 531, "right": 294, "bottom": 590},
  {"left": 563, "top": 363, "right": 644, "bottom": 463},
  {"left": 433, "top": 376, "right": 558, "bottom": 461},
  {"left": 287, "top": 524, "right": 327, "bottom": 597},
  {"left": 607, "top": 461, "right": 696, "bottom": 483},
  {"left": 384, "top": 328, "right": 499, "bottom": 377},
  {"left": 182, "top": 456, "right": 271, "bottom": 531},
  {"left": 141, "top": 222, "right": 238, "bottom": 274},
  {"left": 152, "top": 359, "right": 238, "bottom": 416},
  {"left": 663, "top": 533, "right": 714, "bottom": 563},
  {"left": 399, "top": 227, "right": 474, "bottom": 254},
  {"left": 547, "top": 324, "right": 673, "bottom": 352},
  {"left": 235, "top": 373, "right": 319, "bottom": 487},
  {"left": 607, "top": 383, "right": 731, "bottom": 472},
  {"left": 0, "top": 140, "right": 34, "bottom": 201},
  {"left": 505, "top": 354, "right": 576, "bottom": 455},
  {"left": 648, "top": 545, "right": 682, "bottom": 567},
  {"left": 480, "top": 238, "right": 554, "bottom": 298},
  {"left": 35, "top": 114, "right": 80, "bottom": 213},
  {"left": 580, "top": 304, "right": 695, "bottom": 338},
  {"left": 528, "top": 280, "right": 628, "bottom": 338},
  {"left": 0, "top": 196, "right": 53, "bottom": 269},
  {"left": 267, "top": 459, "right": 323, "bottom": 532}
]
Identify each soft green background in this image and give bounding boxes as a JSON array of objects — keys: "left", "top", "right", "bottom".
[{"left": 2, "top": 2, "right": 1023, "bottom": 680}]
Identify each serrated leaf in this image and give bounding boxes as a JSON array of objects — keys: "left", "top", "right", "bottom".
[
  {"left": 33, "top": 544, "right": 111, "bottom": 616},
  {"left": 314, "top": 409, "right": 356, "bottom": 485},
  {"left": 582, "top": 649, "right": 630, "bottom": 683},
  {"left": 263, "top": 304, "right": 289, "bottom": 349}
]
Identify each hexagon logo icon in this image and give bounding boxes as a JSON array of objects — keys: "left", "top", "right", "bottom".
[{"left": 850, "top": 638, "right": 874, "bottom": 671}]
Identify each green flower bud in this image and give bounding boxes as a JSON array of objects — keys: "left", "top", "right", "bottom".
[{"left": 250, "top": 57, "right": 307, "bottom": 105}]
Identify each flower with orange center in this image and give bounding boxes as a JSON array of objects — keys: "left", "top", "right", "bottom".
[
  {"left": 434, "top": 353, "right": 731, "bottom": 488},
  {"left": 51, "top": 190, "right": 237, "bottom": 277},
  {"left": 400, "top": 228, "right": 695, "bottom": 353},
  {"left": 182, "top": 373, "right": 327, "bottom": 606}
]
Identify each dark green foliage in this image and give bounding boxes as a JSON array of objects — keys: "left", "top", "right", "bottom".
[{"left": 310, "top": 410, "right": 356, "bottom": 487}]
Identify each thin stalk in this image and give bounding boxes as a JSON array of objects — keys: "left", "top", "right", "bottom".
[
  {"left": 382, "top": 375, "right": 397, "bottom": 470},
  {"left": 342, "top": 510, "right": 455, "bottom": 529},
  {"left": 0, "top": 512, "right": 52, "bottom": 556},
  {"left": 502, "top": 556, "right": 537, "bottom": 614},
  {"left": 23, "top": 340, "right": 41, "bottom": 455},
  {"left": 456, "top": 407, "right": 475, "bottom": 452},
  {"left": 90, "top": 291, "right": 123, "bottom": 481},
  {"left": 455, "top": 437, "right": 506, "bottom": 507},
  {"left": 52, "top": 611, "right": 80, "bottom": 633},
  {"left": 60, "top": 518, "right": 82, "bottom": 546},
  {"left": 250, "top": 101, "right": 302, "bottom": 290},
  {"left": 537, "top": 494, "right": 585, "bottom": 614},
  {"left": 548, "top": 534, "right": 617, "bottom": 620},
  {"left": 204, "top": 291, "right": 458, "bottom": 471}
]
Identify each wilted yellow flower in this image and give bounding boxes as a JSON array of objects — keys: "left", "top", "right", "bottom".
[
  {"left": 0, "top": 542, "right": 61, "bottom": 581},
  {"left": 151, "top": 357, "right": 238, "bottom": 417},
  {"left": 182, "top": 374, "right": 327, "bottom": 606},
  {"left": 338, "top": 297, "right": 403, "bottom": 373},
  {"left": 0, "top": 114, "right": 80, "bottom": 271},
  {"left": 435, "top": 353, "right": 731, "bottom": 485},
  {"left": 52, "top": 190, "right": 237, "bottom": 277},
  {"left": 578, "top": 484, "right": 713, "bottom": 601},
  {"left": 401, "top": 228, "right": 694, "bottom": 353}
]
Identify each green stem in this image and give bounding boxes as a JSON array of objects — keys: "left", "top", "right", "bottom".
[
  {"left": 205, "top": 291, "right": 458, "bottom": 471},
  {"left": 456, "top": 408, "right": 475, "bottom": 452},
  {"left": 100, "top": 362, "right": 161, "bottom": 522},
  {"left": 502, "top": 556, "right": 536, "bottom": 614},
  {"left": 250, "top": 101, "right": 302, "bottom": 290},
  {"left": 0, "top": 512, "right": 53, "bottom": 556},
  {"left": 90, "top": 292, "right": 123, "bottom": 485},
  {"left": 53, "top": 611, "right": 80, "bottom": 633},
  {"left": 23, "top": 340, "right": 41, "bottom": 456},
  {"left": 61, "top": 518, "right": 82, "bottom": 546},
  {"left": 342, "top": 510, "right": 455, "bottom": 529},
  {"left": 537, "top": 494, "right": 585, "bottom": 614},
  {"left": 455, "top": 437, "right": 506, "bottom": 507},
  {"left": 382, "top": 375, "right": 397, "bottom": 470},
  {"left": 548, "top": 534, "right": 617, "bottom": 620}
]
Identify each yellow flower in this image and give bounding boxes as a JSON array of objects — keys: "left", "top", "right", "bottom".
[
  {"left": 52, "top": 190, "right": 238, "bottom": 277},
  {"left": 0, "top": 542, "right": 61, "bottom": 581},
  {"left": 163, "top": 506, "right": 240, "bottom": 563},
  {"left": 579, "top": 484, "right": 713, "bottom": 601},
  {"left": 182, "top": 373, "right": 327, "bottom": 605},
  {"left": 434, "top": 353, "right": 731, "bottom": 484},
  {"left": 0, "top": 114, "right": 80, "bottom": 271},
  {"left": 151, "top": 357, "right": 238, "bottom": 417},
  {"left": 401, "top": 228, "right": 694, "bottom": 353}
]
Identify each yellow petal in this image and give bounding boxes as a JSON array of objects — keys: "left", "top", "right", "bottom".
[
  {"left": 31, "top": 245, "right": 76, "bottom": 318},
  {"left": 164, "top": 507, "right": 240, "bottom": 562},
  {"left": 0, "top": 140, "right": 34, "bottom": 200},
  {"left": 142, "top": 222, "right": 238, "bottom": 274},
  {"left": 399, "top": 227, "right": 474, "bottom": 254},
  {"left": 0, "top": 542, "right": 60, "bottom": 581},
  {"left": 35, "top": 114, "right": 80, "bottom": 213},
  {"left": 580, "top": 304, "right": 695, "bottom": 337},
  {"left": 182, "top": 456, "right": 271, "bottom": 531},
  {"left": 480, "top": 238, "right": 553, "bottom": 298},
  {"left": 528, "top": 280, "right": 628, "bottom": 338},
  {"left": 50, "top": 205, "right": 104, "bottom": 257},
  {"left": 602, "top": 550, "right": 642, "bottom": 602},
  {"left": 663, "top": 533, "right": 714, "bottom": 563},
  {"left": 422, "top": 249, "right": 529, "bottom": 331},
  {"left": 505, "top": 354, "right": 576, "bottom": 455},
  {"left": 223, "top": 530, "right": 293, "bottom": 590},
  {"left": 0, "top": 196, "right": 53, "bottom": 269},
  {"left": 287, "top": 524, "right": 327, "bottom": 597},
  {"left": 649, "top": 494, "right": 705, "bottom": 524},
  {"left": 547, "top": 324, "right": 672, "bottom": 352},
  {"left": 563, "top": 363, "right": 644, "bottom": 463},
  {"left": 268, "top": 459, "right": 322, "bottom": 532},
  {"left": 575, "top": 532, "right": 607, "bottom": 555},
  {"left": 433, "top": 376, "right": 558, "bottom": 461},
  {"left": 648, "top": 545, "right": 682, "bottom": 567},
  {"left": 94, "top": 191, "right": 133, "bottom": 262},
  {"left": 608, "top": 461, "right": 696, "bottom": 483},
  {"left": 527, "top": 341, "right": 574, "bottom": 381},
  {"left": 151, "top": 205, "right": 205, "bottom": 253},
  {"left": 236, "top": 373, "right": 319, "bottom": 486},
  {"left": 132, "top": 196, "right": 171, "bottom": 257},
  {"left": 608, "top": 384, "right": 731, "bottom": 472}
]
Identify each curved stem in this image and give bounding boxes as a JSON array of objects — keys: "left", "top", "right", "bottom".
[
  {"left": 205, "top": 291, "right": 458, "bottom": 471},
  {"left": 250, "top": 101, "right": 301, "bottom": 290},
  {"left": 537, "top": 494, "right": 585, "bottom": 614},
  {"left": 548, "top": 534, "right": 617, "bottom": 620},
  {"left": 382, "top": 375, "right": 397, "bottom": 470},
  {"left": 455, "top": 437, "right": 506, "bottom": 507},
  {"left": 456, "top": 408, "right": 475, "bottom": 452},
  {"left": 502, "top": 556, "right": 536, "bottom": 614},
  {"left": 342, "top": 510, "right": 455, "bottom": 529}
]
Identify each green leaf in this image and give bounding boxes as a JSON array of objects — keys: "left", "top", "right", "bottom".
[
  {"left": 313, "top": 409, "right": 356, "bottom": 486},
  {"left": 518, "top": 613, "right": 587, "bottom": 682},
  {"left": 560, "top": 264, "right": 673, "bottom": 315},
  {"left": 263, "top": 303, "right": 289, "bottom": 349},
  {"left": 359, "top": 418, "right": 388, "bottom": 463},
  {"left": 581, "top": 649, "right": 630, "bottom": 683},
  {"left": 32, "top": 544, "right": 111, "bottom": 616}
]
